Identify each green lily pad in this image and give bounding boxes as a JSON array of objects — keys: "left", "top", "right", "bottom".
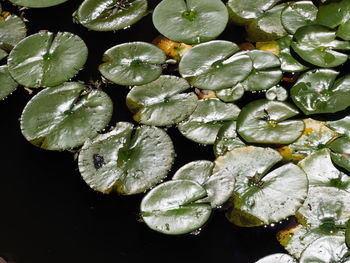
[
  {"left": 8, "top": 0, "right": 68, "bottom": 8},
  {"left": 0, "top": 13, "right": 26, "bottom": 51},
  {"left": 8, "top": 31, "right": 88, "bottom": 88},
  {"left": 78, "top": 122, "right": 174, "bottom": 195},
  {"left": 255, "top": 253, "right": 296, "bottom": 263},
  {"left": 178, "top": 40, "right": 253, "bottom": 90},
  {"left": 328, "top": 116, "right": 350, "bottom": 155},
  {"left": 240, "top": 50, "right": 282, "bottom": 92},
  {"left": 277, "top": 118, "right": 338, "bottom": 163},
  {"left": 281, "top": 1, "right": 317, "bottom": 35},
  {"left": 299, "top": 149, "right": 350, "bottom": 191},
  {"left": 265, "top": 86, "right": 288, "bottom": 101},
  {"left": 299, "top": 236, "right": 349, "bottom": 263},
  {"left": 20, "top": 82, "right": 113, "bottom": 151},
  {"left": 226, "top": 0, "right": 279, "bottom": 26},
  {"left": 213, "top": 120, "right": 245, "bottom": 157},
  {"left": 215, "top": 83, "right": 245, "bottom": 102},
  {"left": 140, "top": 180, "right": 212, "bottom": 235},
  {"left": 0, "top": 49, "right": 7, "bottom": 61},
  {"left": 291, "top": 69, "right": 350, "bottom": 115},
  {"left": 152, "top": 0, "right": 228, "bottom": 44},
  {"left": 0, "top": 65, "right": 18, "bottom": 100},
  {"left": 99, "top": 42, "right": 166, "bottom": 86},
  {"left": 246, "top": 4, "right": 288, "bottom": 42},
  {"left": 331, "top": 152, "right": 350, "bottom": 173},
  {"left": 317, "top": 0, "right": 350, "bottom": 40},
  {"left": 126, "top": 75, "right": 198, "bottom": 126},
  {"left": 178, "top": 98, "right": 241, "bottom": 145},
  {"left": 75, "top": 0, "right": 148, "bottom": 31},
  {"left": 173, "top": 161, "right": 235, "bottom": 208},
  {"left": 346, "top": 219, "right": 350, "bottom": 248},
  {"left": 215, "top": 146, "right": 307, "bottom": 227},
  {"left": 291, "top": 25, "right": 350, "bottom": 68},
  {"left": 237, "top": 99, "right": 304, "bottom": 144},
  {"left": 277, "top": 35, "right": 309, "bottom": 72}
]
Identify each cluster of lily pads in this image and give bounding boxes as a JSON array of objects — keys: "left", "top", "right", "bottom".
[{"left": 3, "top": 0, "right": 350, "bottom": 262}]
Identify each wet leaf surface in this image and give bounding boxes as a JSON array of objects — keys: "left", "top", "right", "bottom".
[
  {"left": 255, "top": 253, "right": 296, "bottom": 263},
  {"left": 0, "top": 12, "right": 26, "bottom": 51},
  {"left": 8, "top": 0, "right": 68, "bottom": 8},
  {"left": 0, "top": 65, "right": 17, "bottom": 100}
]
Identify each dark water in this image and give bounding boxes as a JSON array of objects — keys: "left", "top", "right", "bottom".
[{"left": 0, "top": 1, "right": 286, "bottom": 262}]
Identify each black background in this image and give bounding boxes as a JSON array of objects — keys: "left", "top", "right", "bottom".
[{"left": 0, "top": 1, "right": 288, "bottom": 262}]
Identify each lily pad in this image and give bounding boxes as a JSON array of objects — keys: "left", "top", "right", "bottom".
[
  {"left": 152, "top": 0, "right": 228, "bottom": 44},
  {"left": 99, "top": 42, "right": 166, "bottom": 86},
  {"left": 265, "top": 86, "right": 288, "bottom": 101},
  {"left": 240, "top": 50, "right": 282, "bottom": 92},
  {"left": 8, "top": 31, "right": 88, "bottom": 88},
  {"left": 317, "top": 0, "right": 350, "bottom": 40},
  {"left": 291, "top": 25, "right": 350, "bottom": 68},
  {"left": 291, "top": 69, "right": 350, "bottom": 115},
  {"left": 277, "top": 35, "right": 309, "bottom": 72},
  {"left": 20, "top": 82, "right": 113, "bottom": 151},
  {"left": 215, "top": 146, "right": 307, "bottom": 227},
  {"left": 0, "top": 12, "right": 26, "bottom": 51},
  {"left": 0, "top": 65, "right": 18, "bottom": 100},
  {"left": 8, "top": 0, "right": 68, "bottom": 8},
  {"left": 299, "top": 149, "right": 350, "bottom": 191},
  {"left": 331, "top": 152, "right": 350, "bottom": 173},
  {"left": 237, "top": 99, "right": 304, "bottom": 144},
  {"left": 140, "top": 180, "right": 212, "bottom": 235},
  {"left": 215, "top": 83, "right": 245, "bottom": 102},
  {"left": 213, "top": 120, "right": 245, "bottom": 157},
  {"left": 281, "top": 1, "right": 317, "bottom": 35},
  {"left": 78, "top": 122, "right": 174, "bottom": 195},
  {"left": 75, "top": 0, "right": 148, "bottom": 31},
  {"left": 328, "top": 116, "right": 350, "bottom": 154},
  {"left": 173, "top": 161, "right": 235, "bottom": 208},
  {"left": 178, "top": 98, "right": 241, "bottom": 145},
  {"left": 299, "top": 236, "right": 349, "bottom": 263},
  {"left": 277, "top": 118, "right": 337, "bottom": 163},
  {"left": 226, "top": 0, "right": 279, "bottom": 26},
  {"left": 255, "top": 253, "right": 296, "bottom": 263},
  {"left": 126, "top": 75, "right": 198, "bottom": 126},
  {"left": 178, "top": 40, "right": 253, "bottom": 90},
  {"left": 246, "top": 4, "right": 288, "bottom": 42}
]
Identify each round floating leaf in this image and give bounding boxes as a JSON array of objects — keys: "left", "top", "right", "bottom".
[
  {"left": 240, "top": 50, "right": 282, "bottom": 91},
  {"left": 277, "top": 118, "right": 337, "bottom": 163},
  {"left": 99, "top": 42, "right": 166, "bottom": 86},
  {"left": 8, "top": 0, "right": 68, "bottom": 8},
  {"left": 281, "top": 1, "right": 317, "bottom": 35},
  {"left": 246, "top": 4, "right": 288, "bottom": 42},
  {"left": 126, "top": 75, "right": 198, "bottom": 126},
  {"left": 291, "top": 69, "right": 350, "bottom": 115},
  {"left": 178, "top": 98, "right": 241, "bottom": 145},
  {"left": 0, "top": 65, "right": 17, "bottom": 100},
  {"left": 0, "top": 13, "right": 26, "bottom": 51},
  {"left": 179, "top": 40, "right": 253, "bottom": 90},
  {"left": 226, "top": 0, "right": 279, "bottom": 26},
  {"left": 276, "top": 35, "right": 309, "bottom": 72},
  {"left": 79, "top": 123, "right": 175, "bottom": 195},
  {"left": 328, "top": 116, "right": 350, "bottom": 154},
  {"left": 331, "top": 152, "right": 350, "bottom": 173},
  {"left": 266, "top": 86, "right": 288, "bottom": 101},
  {"left": 214, "top": 120, "right": 245, "bottom": 157},
  {"left": 237, "top": 99, "right": 304, "bottom": 144},
  {"left": 75, "top": 0, "right": 148, "bottom": 31},
  {"left": 299, "top": 236, "right": 349, "bottom": 263},
  {"left": 291, "top": 25, "right": 350, "bottom": 68},
  {"left": 152, "top": 0, "right": 228, "bottom": 44},
  {"left": 299, "top": 149, "right": 350, "bottom": 191},
  {"left": 317, "top": 0, "right": 350, "bottom": 40},
  {"left": 173, "top": 161, "right": 235, "bottom": 208},
  {"left": 215, "top": 146, "right": 307, "bottom": 227},
  {"left": 255, "top": 253, "right": 296, "bottom": 263},
  {"left": 216, "top": 83, "right": 245, "bottom": 102},
  {"left": 140, "top": 180, "right": 212, "bottom": 235},
  {"left": 8, "top": 31, "right": 88, "bottom": 88},
  {"left": 20, "top": 82, "right": 113, "bottom": 151},
  {"left": 173, "top": 160, "right": 213, "bottom": 185}
]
